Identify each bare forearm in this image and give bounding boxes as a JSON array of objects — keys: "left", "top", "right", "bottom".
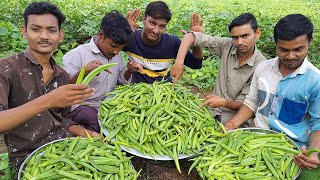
[
  {"left": 67, "top": 124, "right": 101, "bottom": 138},
  {"left": 67, "top": 125, "right": 89, "bottom": 137},
  {"left": 0, "top": 95, "right": 50, "bottom": 132},
  {"left": 176, "top": 33, "right": 196, "bottom": 65},
  {"left": 224, "top": 100, "right": 243, "bottom": 111},
  {"left": 225, "top": 104, "right": 254, "bottom": 130},
  {"left": 309, "top": 130, "right": 320, "bottom": 150}
]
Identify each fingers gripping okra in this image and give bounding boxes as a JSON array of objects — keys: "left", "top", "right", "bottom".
[
  {"left": 76, "top": 63, "right": 117, "bottom": 85},
  {"left": 99, "top": 81, "right": 225, "bottom": 173}
]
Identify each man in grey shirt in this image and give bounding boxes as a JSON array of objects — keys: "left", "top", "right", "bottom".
[
  {"left": 171, "top": 13, "right": 266, "bottom": 126},
  {"left": 63, "top": 11, "right": 140, "bottom": 132}
]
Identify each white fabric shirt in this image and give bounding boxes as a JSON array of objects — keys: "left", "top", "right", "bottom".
[
  {"left": 244, "top": 57, "right": 320, "bottom": 146},
  {"left": 62, "top": 36, "right": 130, "bottom": 110}
]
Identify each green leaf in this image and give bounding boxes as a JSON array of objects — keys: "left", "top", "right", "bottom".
[
  {"left": 0, "top": 153, "right": 9, "bottom": 170},
  {"left": 0, "top": 27, "right": 8, "bottom": 36},
  {"left": 11, "top": 33, "right": 21, "bottom": 39}
]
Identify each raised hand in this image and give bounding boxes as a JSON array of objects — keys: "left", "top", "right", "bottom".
[
  {"left": 126, "top": 9, "right": 141, "bottom": 32},
  {"left": 190, "top": 13, "right": 203, "bottom": 32},
  {"left": 180, "top": 13, "right": 204, "bottom": 34}
]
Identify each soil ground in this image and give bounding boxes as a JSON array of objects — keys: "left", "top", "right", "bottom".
[{"left": 0, "top": 134, "right": 6, "bottom": 154}]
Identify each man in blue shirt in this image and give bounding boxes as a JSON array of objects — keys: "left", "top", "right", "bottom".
[
  {"left": 225, "top": 14, "right": 320, "bottom": 169},
  {"left": 124, "top": 1, "right": 203, "bottom": 83}
]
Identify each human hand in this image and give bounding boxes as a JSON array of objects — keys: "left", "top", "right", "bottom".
[
  {"left": 127, "top": 60, "right": 145, "bottom": 74},
  {"left": 44, "top": 84, "right": 94, "bottom": 108},
  {"left": 68, "top": 125, "right": 102, "bottom": 138},
  {"left": 294, "top": 145, "right": 320, "bottom": 169},
  {"left": 199, "top": 95, "right": 227, "bottom": 109},
  {"left": 171, "top": 63, "right": 184, "bottom": 87},
  {"left": 180, "top": 13, "right": 203, "bottom": 34},
  {"left": 191, "top": 13, "right": 203, "bottom": 32},
  {"left": 86, "top": 60, "right": 113, "bottom": 74},
  {"left": 126, "top": 9, "right": 140, "bottom": 32},
  {"left": 87, "top": 130, "right": 102, "bottom": 138},
  {"left": 224, "top": 120, "right": 237, "bottom": 131}
]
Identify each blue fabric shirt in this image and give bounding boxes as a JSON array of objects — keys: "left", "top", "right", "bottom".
[
  {"left": 123, "top": 29, "right": 202, "bottom": 83},
  {"left": 244, "top": 57, "right": 320, "bottom": 146}
]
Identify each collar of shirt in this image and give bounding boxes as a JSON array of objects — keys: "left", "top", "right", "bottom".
[
  {"left": 89, "top": 36, "right": 102, "bottom": 54},
  {"left": 23, "top": 47, "right": 62, "bottom": 78},
  {"left": 272, "top": 57, "right": 309, "bottom": 77},
  {"left": 231, "top": 45, "right": 258, "bottom": 67}
]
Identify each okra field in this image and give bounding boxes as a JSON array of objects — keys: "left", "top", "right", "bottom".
[{"left": 0, "top": 0, "right": 319, "bottom": 90}]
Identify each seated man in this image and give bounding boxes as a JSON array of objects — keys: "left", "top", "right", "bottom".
[
  {"left": 171, "top": 13, "right": 266, "bottom": 125},
  {"left": 0, "top": 2, "right": 99, "bottom": 170},
  {"left": 124, "top": 1, "right": 203, "bottom": 83},
  {"left": 62, "top": 11, "right": 139, "bottom": 133},
  {"left": 225, "top": 14, "right": 320, "bottom": 169}
]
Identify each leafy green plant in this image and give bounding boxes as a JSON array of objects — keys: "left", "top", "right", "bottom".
[
  {"left": 0, "top": 0, "right": 319, "bottom": 80},
  {"left": 0, "top": 153, "right": 16, "bottom": 180},
  {"left": 179, "top": 56, "right": 220, "bottom": 90}
]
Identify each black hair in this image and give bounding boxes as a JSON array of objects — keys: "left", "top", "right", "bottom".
[
  {"left": 274, "top": 14, "right": 313, "bottom": 42},
  {"left": 23, "top": 2, "right": 66, "bottom": 30},
  {"left": 228, "top": 13, "right": 258, "bottom": 32},
  {"left": 100, "top": 10, "right": 132, "bottom": 45},
  {"left": 145, "top": 1, "right": 172, "bottom": 22}
]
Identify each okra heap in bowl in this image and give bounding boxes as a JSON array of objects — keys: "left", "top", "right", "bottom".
[
  {"left": 99, "top": 81, "right": 226, "bottom": 173},
  {"left": 19, "top": 137, "right": 140, "bottom": 180}
]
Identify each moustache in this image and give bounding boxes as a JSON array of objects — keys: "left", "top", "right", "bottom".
[{"left": 37, "top": 41, "right": 52, "bottom": 45}]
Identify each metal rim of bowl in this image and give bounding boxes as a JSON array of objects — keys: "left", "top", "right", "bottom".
[
  {"left": 98, "top": 118, "right": 193, "bottom": 161},
  {"left": 18, "top": 137, "right": 138, "bottom": 180},
  {"left": 18, "top": 138, "right": 70, "bottom": 180}
]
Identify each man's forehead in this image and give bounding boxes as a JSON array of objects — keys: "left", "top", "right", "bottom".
[
  {"left": 276, "top": 34, "right": 309, "bottom": 48},
  {"left": 145, "top": 16, "right": 168, "bottom": 25},
  {"left": 230, "top": 24, "right": 254, "bottom": 35},
  {"left": 27, "top": 14, "right": 59, "bottom": 28}
]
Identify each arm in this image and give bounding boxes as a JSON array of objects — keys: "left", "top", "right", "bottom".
[
  {"left": 207, "top": 77, "right": 252, "bottom": 111},
  {"left": 224, "top": 104, "right": 254, "bottom": 130},
  {"left": 294, "top": 130, "right": 320, "bottom": 169},
  {"left": 62, "top": 50, "right": 112, "bottom": 84},
  {"left": 171, "top": 13, "right": 205, "bottom": 85},
  {"left": 172, "top": 34, "right": 230, "bottom": 86},
  {"left": 190, "top": 13, "right": 204, "bottom": 60},
  {"left": 0, "top": 84, "right": 94, "bottom": 132},
  {"left": 224, "top": 65, "right": 261, "bottom": 130},
  {"left": 123, "top": 60, "right": 145, "bottom": 80},
  {"left": 67, "top": 124, "right": 101, "bottom": 138},
  {"left": 199, "top": 95, "right": 243, "bottom": 111},
  {"left": 294, "top": 86, "right": 320, "bottom": 169},
  {"left": 171, "top": 33, "right": 196, "bottom": 86},
  {"left": 68, "top": 60, "right": 112, "bottom": 84},
  {"left": 117, "top": 53, "right": 145, "bottom": 83}
]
